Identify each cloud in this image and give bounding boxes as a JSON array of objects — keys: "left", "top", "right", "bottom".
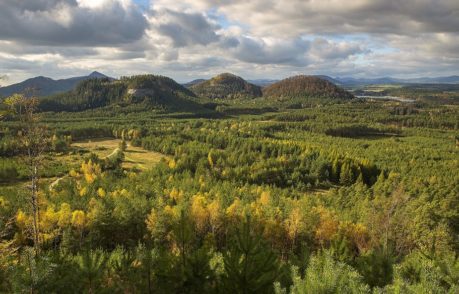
[
  {"left": 0, "top": 0, "right": 148, "bottom": 46},
  {"left": 189, "top": 0, "right": 459, "bottom": 37},
  {"left": 309, "top": 38, "right": 367, "bottom": 60},
  {"left": 151, "top": 9, "right": 220, "bottom": 47},
  {"left": 0, "top": 41, "right": 98, "bottom": 57},
  {"left": 230, "top": 37, "right": 310, "bottom": 65}
]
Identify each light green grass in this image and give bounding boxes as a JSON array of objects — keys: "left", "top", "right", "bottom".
[{"left": 73, "top": 138, "right": 167, "bottom": 170}]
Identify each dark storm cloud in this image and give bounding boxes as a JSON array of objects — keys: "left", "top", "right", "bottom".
[
  {"left": 0, "top": 0, "right": 148, "bottom": 46},
  {"left": 154, "top": 9, "right": 221, "bottom": 47}
]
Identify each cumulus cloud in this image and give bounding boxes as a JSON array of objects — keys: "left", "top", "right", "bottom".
[
  {"left": 188, "top": 0, "right": 459, "bottom": 36},
  {"left": 0, "top": 0, "right": 148, "bottom": 46},
  {"left": 152, "top": 9, "right": 220, "bottom": 47},
  {"left": 230, "top": 37, "right": 310, "bottom": 65},
  {"left": 309, "top": 39, "right": 367, "bottom": 60}
]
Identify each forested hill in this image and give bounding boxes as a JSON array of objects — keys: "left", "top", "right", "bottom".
[
  {"left": 263, "top": 75, "right": 354, "bottom": 99},
  {"left": 183, "top": 79, "right": 206, "bottom": 88},
  {"left": 38, "top": 75, "right": 205, "bottom": 113},
  {"left": 190, "top": 73, "right": 262, "bottom": 99},
  {"left": 0, "top": 71, "right": 110, "bottom": 97}
]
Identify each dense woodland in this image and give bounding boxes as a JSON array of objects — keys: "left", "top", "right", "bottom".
[
  {"left": 190, "top": 73, "right": 262, "bottom": 100},
  {"left": 263, "top": 76, "right": 354, "bottom": 100},
  {"left": 38, "top": 75, "right": 203, "bottom": 113},
  {"left": 0, "top": 75, "right": 458, "bottom": 293}
]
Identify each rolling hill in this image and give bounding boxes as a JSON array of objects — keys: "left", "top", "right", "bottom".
[
  {"left": 263, "top": 75, "right": 354, "bottom": 99},
  {"left": 0, "top": 71, "right": 111, "bottom": 97},
  {"left": 190, "top": 73, "right": 262, "bottom": 99},
  {"left": 38, "top": 75, "right": 208, "bottom": 113}
]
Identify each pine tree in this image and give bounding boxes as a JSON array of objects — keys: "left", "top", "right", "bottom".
[
  {"left": 277, "top": 252, "right": 370, "bottom": 294},
  {"left": 222, "top": 216, "right": 281, "bottom": 293},
  {"left": 76, "top": 249, "right": 108, "bottom": 293}
]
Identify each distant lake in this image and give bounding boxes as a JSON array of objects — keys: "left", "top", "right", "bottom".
[{"left": 356, "top": 95, "right": 415, "bottom": 102}]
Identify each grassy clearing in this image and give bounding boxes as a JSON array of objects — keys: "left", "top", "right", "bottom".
[{"left": 73, "top": 138, "right": 167, "bottom": 170}]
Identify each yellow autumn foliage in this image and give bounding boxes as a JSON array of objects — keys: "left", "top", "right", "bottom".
[
  {"left": 69, "top": 169, "right": 79, "bottom": 178},
  {"left": 259, "top": 191, "right": 271, "bottom": 206},
  {"left": 207, "top": 199, "right": 223, "bottom": 231},
  {"left": 285, "top": 207, "right": 304, "bottom": 241},
  {"left": 97, "top": 187, "right": 106, "bottom": 198},
  {"left": 169, "top": 188, "right": 182, "bottom": 202},
  {"left": 164, "top": 205, "right": 179, "bottom": 220},
  {"left": 16, "top": 210, "right": 28, "bottom": 229},
  {"left": 226, "top": 198, "right": 242, "bottom": 221},
  {"left": 191, "top": 194, "right": 209, "bottom": 232},
  {"left": 79, "top": 187, "right": 88, "bottom": 197},
  {"left": 71, "top": 210, "right": 86, "bottom": 229},
  {"left": 57, "top": 203, "right": 72, "bottom": 228},
  {"left": 0, "top": 196, "right": 9, "bottom": 208},
  {"left": 41, "top": 206, "right": 58, "bottom": 232},
  {"left": 314, "top": 206, "right": 339, "bottom": 244},
  {"left": 81, "top": 160, "right": 101, "bottom": 184},
  {"left": 145, "top": 209, "right": 159, "bottom": 234}
]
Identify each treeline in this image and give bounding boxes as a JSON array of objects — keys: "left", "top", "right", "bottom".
[{"left": 40, "top": 78, "right": 127, "bottom": 112}]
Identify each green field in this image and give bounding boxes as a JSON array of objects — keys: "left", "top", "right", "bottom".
[{"left": 73, "top": 138, "right": 166, "bottom": 170}]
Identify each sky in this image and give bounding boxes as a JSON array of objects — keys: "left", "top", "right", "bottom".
[{"left": 0, "top": 0, "right": 458, "bottom": 85}]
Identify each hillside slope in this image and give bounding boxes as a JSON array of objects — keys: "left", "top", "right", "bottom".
[
  {"left": 190, "top": 73, "right": 262, "bottom": 99},
  {"left": 263, "top": 75, "right": 354, "bottom": 99},
  {"left": 39, "top": 75, "right": 206, "bottom": 113}
]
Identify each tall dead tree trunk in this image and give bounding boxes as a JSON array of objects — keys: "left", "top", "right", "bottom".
[{"left": 6, "top": 94, "right": 48, "bottom": 256}]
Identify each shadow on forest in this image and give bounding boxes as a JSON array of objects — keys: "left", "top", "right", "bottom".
[{"left": 325, "top": 125, "right": 403, "bottom": 139}]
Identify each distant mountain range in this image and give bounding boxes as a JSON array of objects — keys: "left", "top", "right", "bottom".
[
  {"left": 326, "top": 75, "right": 459, "bottom": 86},
  {"left": 2, "top": 72, "right": 458, "bottom": 99},
  {"left": 0, "top": 71, "right": 111, "bottom": 97},
  {"left": 182, "top": 79, "right": 207, "bottom": 88},
  {"left": 222, "top": 75, "right": 459, "bottom": 87},
  {"left": 247, "top": 79, "right": 281, "bottom": 87}
]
